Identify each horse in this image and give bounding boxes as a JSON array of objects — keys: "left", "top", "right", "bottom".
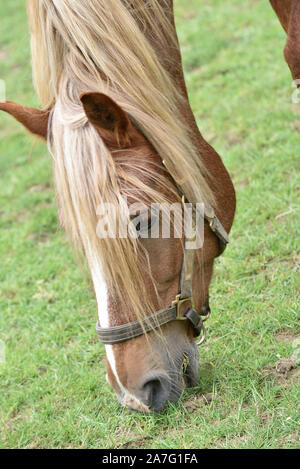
[
  {"left": 270, "top": 0, "right": 300, "bottom": 80},
  {"left": 0, "top": 0, "right": 236, "bottom": 413}
]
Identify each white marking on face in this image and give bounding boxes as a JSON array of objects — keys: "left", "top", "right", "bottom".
[
  {"left": 90, "top": 262, "right": 130, "bottom": 398},
  {"left": 90, "top": 261, "right": 148, "bottom": 411}
]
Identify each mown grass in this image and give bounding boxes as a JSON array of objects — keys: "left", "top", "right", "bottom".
[{"left": 0, "top": 0, "right": 299, "bottom": 449}]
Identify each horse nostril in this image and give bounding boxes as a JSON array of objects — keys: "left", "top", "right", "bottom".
[{"left": 141, "top": 375, "right": 170, "bottom": 412}]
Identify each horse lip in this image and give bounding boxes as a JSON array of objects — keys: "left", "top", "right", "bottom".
[
  {"left": 182, "top": 348, "right": 200, "bottom": 388},
  {"left": 183, "top": 367, "right": 199, "bottom": 387},
  {"left": 123, "top": 393, "right": 151, "bottom": 413}
]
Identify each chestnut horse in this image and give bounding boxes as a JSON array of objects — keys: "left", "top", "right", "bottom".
[{"left": 0, "top": 0, "right": 236, "bottom": 412}]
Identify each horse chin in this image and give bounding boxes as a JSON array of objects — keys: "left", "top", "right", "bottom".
[{"left": 182, "top": 344, "right": 200, "bottom": 388}]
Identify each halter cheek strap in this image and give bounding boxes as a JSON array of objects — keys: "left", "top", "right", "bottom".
[{"left": 96, "top": 202, "right": 228, "bottom": 346}]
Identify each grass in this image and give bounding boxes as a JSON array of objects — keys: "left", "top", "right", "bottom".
[{"left": 0, "top": 0, "right": 299, "bottom": 449}]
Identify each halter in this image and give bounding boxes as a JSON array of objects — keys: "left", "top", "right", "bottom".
[{"left": 96, "top": 162, "right": 230, "bottom": 346}]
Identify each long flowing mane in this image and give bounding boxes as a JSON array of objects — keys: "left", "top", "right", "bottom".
[{"left": 26, "top": 0, "right": 215, "bottom": 320}]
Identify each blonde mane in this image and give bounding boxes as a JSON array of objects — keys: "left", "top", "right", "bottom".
[{"left": 26, "top": 0, "right": 215, "bottom": 320}]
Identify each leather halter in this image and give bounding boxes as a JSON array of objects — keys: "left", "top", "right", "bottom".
[{"left": 96, "top": 197, "right": 229, "bottom": 345}]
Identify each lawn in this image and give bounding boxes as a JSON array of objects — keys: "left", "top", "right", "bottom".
[{"left": 0, "top": 0, "right": 299, "bottom": 449}]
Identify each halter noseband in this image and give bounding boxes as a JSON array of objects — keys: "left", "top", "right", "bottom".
[{"left": 96, "top": 196, "right": 229, "bottom": 346}]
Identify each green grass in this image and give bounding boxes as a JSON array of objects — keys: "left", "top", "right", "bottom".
[{"left": 0, "top": 0, "right": 299, "bottom": 449}]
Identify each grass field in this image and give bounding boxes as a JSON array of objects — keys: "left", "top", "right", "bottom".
[{"left": 0, "top": 0, "right": 299, "bottom": 449}]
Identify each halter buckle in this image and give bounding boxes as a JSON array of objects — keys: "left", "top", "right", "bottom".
[{"left": 172, "top": 294, "right": 195, "bottom": 321}]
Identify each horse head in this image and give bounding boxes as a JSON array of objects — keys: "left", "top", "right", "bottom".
[{"left": 1, "top": 0, "right": 236, "bottom": 412}]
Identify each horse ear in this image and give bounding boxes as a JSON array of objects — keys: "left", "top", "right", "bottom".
[
  {"left": 80, "top": 92, "right": 131, "bottom": 146},
  {"left": 0, "top": 101, "right": 49, "bottom": 140}
]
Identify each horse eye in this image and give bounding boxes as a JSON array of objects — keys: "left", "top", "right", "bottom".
[
  {"left": 130, "top": 211, "right": 158, "bottom": 235},
  {"left": 134, "top": 217, "right": 153, "bottom": 233}
]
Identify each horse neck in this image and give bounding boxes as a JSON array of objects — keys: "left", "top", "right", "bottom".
[{"left": 129, "top": 0, "right": 236, "bottom": 232}]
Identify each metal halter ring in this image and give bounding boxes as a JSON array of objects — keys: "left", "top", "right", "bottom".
[
  {"left": 196, "top": 323, "right": 207, "bottom": 346},
  {"left": 196, "top": 300, "right": 211, "bottom": 345}
]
